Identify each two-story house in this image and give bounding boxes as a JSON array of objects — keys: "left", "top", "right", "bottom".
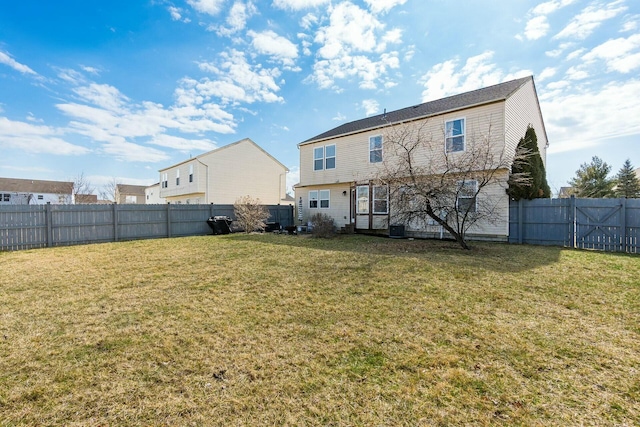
[
  {"left": 0, "top": 177, "right": 74, "bottom": 205},
  {"left": 159, "top": 138, "right": 289, "bottom": 205},
  {"left": 295, "top": 76, "right": 548, "bottom": 241}
]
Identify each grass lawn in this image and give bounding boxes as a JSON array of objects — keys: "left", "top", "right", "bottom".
[{"left": 0, "top": 234, "right": 638, "bottom": 426}]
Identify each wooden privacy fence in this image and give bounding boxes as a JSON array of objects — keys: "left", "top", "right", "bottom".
[
  {"left": 0, "top": 203, "right": 294, "bottom": 251},
  {"left": 509, "top": 197, "right": 640, "bottom": 253}
]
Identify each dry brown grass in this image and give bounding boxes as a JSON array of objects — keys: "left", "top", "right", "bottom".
[{"left": 0, "top": 234, "right": 638, "bottom": 426}]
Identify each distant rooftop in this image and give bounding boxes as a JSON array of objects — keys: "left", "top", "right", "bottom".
[{"left": 301, "top": 76, "right": 533, "bottom": 145}]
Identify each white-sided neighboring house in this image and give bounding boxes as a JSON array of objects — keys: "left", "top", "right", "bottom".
[
  {"left": 0, "top": 177, "right": 74, "bottom": 205},
  {"left": 295, "top": 76, "right": 549, "bottom": 241},
  {"left": 159, "top": 138, "right": 289, "bottom": 205},
  {"left": 145, "top": 183, "right": 167, "bottom": 204}
]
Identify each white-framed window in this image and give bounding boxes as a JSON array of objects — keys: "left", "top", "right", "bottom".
[
  {"left": 1, "top": 193, "right": 10, "bottom": 202},
  {"left": 189, "top": 164, "right": 194, "bottom": 183},
  {"left": 314, "top": 147, "right": 324, "bottom": 171},
  {"left": 457, "top": 180, "right": 477, "bottom": 213},
  {"left": 373, "top": 185, "right": 388, "bottom": 214},
  {"left": 309, "top": 190, "right": 318, "bottom": 208},
  {"left": 445, "top": 118, "right": 465, "bottom": 153},
  {"left": 162, "top": 173, "right": 168, "bottom": 188},
  {"left": 369, "top": 135, "right": 383, "bottom": 163},
  {"left": 176, "top": 169, "right": 180, "bottom": 186},
  {"left": 37, "top": 195, "right": 44, "bottom": 200},
  {"left": 325, "top": 144, "right": 336, "bottom": 169},
  {"left": 356, "top": 185, "right": 369, "bottom": 214},
  {"left": 313, "top": 145, "right": 336, "bottom": 171},
  {"left": 319, "top": 190, "right": 330, "bottom": 208}
]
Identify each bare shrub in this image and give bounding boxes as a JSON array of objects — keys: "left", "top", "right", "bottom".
[
  {"left": 310, "top": 213, "right": 336, "bottom": 238},
  {"left": 234, "top": 196, "right": 270, "bottom": 233}
]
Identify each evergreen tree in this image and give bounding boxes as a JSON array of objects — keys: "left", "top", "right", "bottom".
[
  {"left": 507, "top": 125, "right": 551, "bottom": 200},
  {"left": 569, "top": 156, "right": 615, "bottom": 198},
  {"left": 614, "top": 159, "right": 640, "bottom": 198}
]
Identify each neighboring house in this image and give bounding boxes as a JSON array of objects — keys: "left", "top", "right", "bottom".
[
  {"left": 76, "top": 194, "right": 98, "bottom": 204},
  {"left": 115, "top": 184, "right": 146, "bottom": 204},
  {"left": 158, "top": 138, "right": 289, "bottom": 205},
  {"left": 558, "top": 187, "right": 575, "bottom": 198},
  {"left": 295, "top": 76, "right": 548, "bottom": 240},
  {"left": 145, "top": 183, "right": 167, "bottom": 204},
  {"left": 0, "top": 177, "right": 74, "bottom": 205}
]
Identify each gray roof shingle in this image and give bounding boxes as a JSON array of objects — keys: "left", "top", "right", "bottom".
[{"left": 301, "top": 76, "right": 533, "bottom": 145}]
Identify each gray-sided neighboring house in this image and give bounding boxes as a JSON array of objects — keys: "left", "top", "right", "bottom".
[
  {"left": 159, "top": 138, "right": 289, "bottom": 205},
  {"left": 295, "top": 76, "right": 548, "bottom": 241},
  {"left": 0, "top": 177, "right": 74, "bottom": 205}
]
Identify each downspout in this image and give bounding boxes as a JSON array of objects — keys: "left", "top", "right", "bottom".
[{"left": 195, "top": 157, "right": 210, "bottom": 203}]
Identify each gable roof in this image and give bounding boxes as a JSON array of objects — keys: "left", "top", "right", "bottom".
[
  {"left": 116, "top": 184, "right": 146, "bottom": 196},
  {"left": 301, "top": 76, "right": 534, "bottom": 145},
  {"left": 159, "top": 138, "right": 289, "bottom": 172},
  {"left": 0, "top": 177, "right": 73, "bottom": 194}
]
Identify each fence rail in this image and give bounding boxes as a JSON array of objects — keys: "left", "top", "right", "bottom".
[
  {"left": 509, "top": 197, "right": 640, "bottom": 253},
  {"left": 0, "top": 203, "right": 293, "bottom": 251}
]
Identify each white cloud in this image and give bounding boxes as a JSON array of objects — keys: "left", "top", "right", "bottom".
[
  {"left": 73, "top": 83, "right": 130, "bottom": 113},
  {"left": 332, "top": 112, "right": 347, "bottom": 121},
  {"left": 0, "top": 51, "right": 37, "bottom": 75},
  {"left": 542, "top": 79, "right": 640, "bottom": 153},
  {"left": 621, "top": 16, "right": 638, "bottom": 32},
  {"left": 186, "top": 0, "right": 225, "bottom": 15},
  {"left": 272, "top": 0, "right": 329, "bottom": 11},
  {"left": 286, "top": 165, "right": 300, "bottom": 194},
  {"left": 195, "top": 49, "right": 284, "bottom": 104},
  {"left": 361, "top": 99, "right": 379, "bottom": 116},
  {"left": 582, "top": 34, "right": 640, "bottom": 73},
  {"left": 168, "top": 6, "right": 183, "bottom": 20},
  {"left": 565, "top": 66, "right": 589, "bottom": 80},
  {"left": 524, "top": 16, "right": 550, "bottom": 40},
  {"left": 554, "top": 0, "right": 627, "bottom": 40},
  {"left": 538, "top": 67, "right": 557, "bottom": 81},
  {"left": 216, "top": 1, "right": 256, "bottom": 36},
  {"left": 531, "top": 0, "right": 579, "bottom": 16},
  {"left": 300, "top": 13, "right": 318, "bottom": 30},
  {"left": 248, "top": 30, "right": 299, "bottom": 67},
  {"left": 0, "top": 117, "right": 89, "bottom": 155},
  {"left": 419, "top": 51, "right": 530, "bottom": 101},
  {"left": 364, "top": 0, "right": 407, "bottom": 14},
  {"left": 148, "top": 134, "right": 217, "bottom": 152},
  {"left": 309, "top": 2, "right": 402, "bottom": 90}
]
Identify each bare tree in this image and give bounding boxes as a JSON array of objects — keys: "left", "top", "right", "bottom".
[
  {"left": 378, "top": 120, "right": 531, "bottom": 250},
  {"left": 71, "top": 172, "right": 95, "bottom": 203},
  {"left": 100, "top": 177, "right": 121, "bottom": 203},
  {"left": 233, "top": 195, "right": 271, "bottom": 233}
]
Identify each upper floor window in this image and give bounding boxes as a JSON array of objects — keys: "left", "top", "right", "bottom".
[
  {"left": 445, "top": 118, "right": 465, "bottom": 153},
  {"left": 369, "top": 135, "right": 383, "bottom": 163},
  {"left": 176, "top": 169, "right": 180, "bottom": 186},
  {"left": 162, "top": 173, "right": 168, "bottom": 188},
  {"left": 314, "top": 145, "right": 336, "bottom": 171},
  {"left": 189, "top": 164, "right": 194, "bottom": 183},
  {"left": 457, "top": 180, "right": 477, "bottom": 213}
]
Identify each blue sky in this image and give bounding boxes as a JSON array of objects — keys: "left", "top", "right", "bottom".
[{"left": 1, "top": 0, "right": 638, "bottom": 196}]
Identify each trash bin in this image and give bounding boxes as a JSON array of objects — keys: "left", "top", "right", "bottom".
[{"left": 206, "top": 216, "right": 232, "bottom": 235}]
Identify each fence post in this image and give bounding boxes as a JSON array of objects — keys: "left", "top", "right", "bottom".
[
  {"left": 569, "top": 195, "right": 576, "bottom": 248},
  {"left": 113, "top": 203, "right": 119, "bottom": 242},
  {"left": 45, "top": 202, "right": 53, "bottom": 248},
  {"left": 517, "top": 199, "right": 523, "bottom": 244},
  {"left": 620, "top": 198, "right": 627, "bottom": 253},
  {"left": 167, "top": 203, "right": 172, "bottom": 238}
]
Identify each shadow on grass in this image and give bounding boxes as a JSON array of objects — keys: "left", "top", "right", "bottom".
[{"left": 224, "top": 232, "right": 564, "bottom": 274}]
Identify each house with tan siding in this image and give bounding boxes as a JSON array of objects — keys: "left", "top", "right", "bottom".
[
  {"left": 295, "top": 76, "right": 548, "bottom": 240},
  {"left": 159, "top": 138, "right": 289, "bottom": 205}
]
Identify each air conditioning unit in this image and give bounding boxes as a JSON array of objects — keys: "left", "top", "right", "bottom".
[{"left": 389, "top": 224, "right": 405, "bottom": 238}]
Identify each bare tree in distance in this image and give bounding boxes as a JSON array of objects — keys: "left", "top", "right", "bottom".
[
  {"left": 100, "top": 177, "right": 121, "bottom": 203},
  {"left": 377, "top": 119, "right": 532, "bottom": 250},
  {"left": 71, "top": 172, "right": 95, "bottom": 203},
  {"left": 233, "top": 195, "right": 270, "bottom": 233}
]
